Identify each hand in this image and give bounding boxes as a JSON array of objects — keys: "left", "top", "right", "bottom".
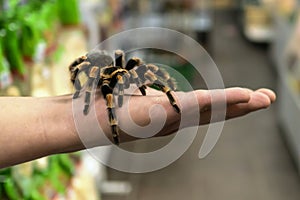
[
  {"left": 86, "top": 87, "right": 276, "bottom": 144},
  {"left": 0, "top": 87, "right": 276, "bottom": 168}
]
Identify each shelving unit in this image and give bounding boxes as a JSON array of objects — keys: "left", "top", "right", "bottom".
[
  {"left": 120, "top": 0, "right": 214, "bottom": 52},
  {"left": 270, "top": 1, "right": 300, "bottom": 172}
]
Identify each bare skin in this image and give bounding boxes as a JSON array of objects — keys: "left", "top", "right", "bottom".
[{"left": 0, "top": 87, "right": 276, "bottom": 169}]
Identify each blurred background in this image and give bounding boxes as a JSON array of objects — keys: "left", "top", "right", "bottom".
[{"left": 1, "top": 0, "right": 300, "bottom": 199}]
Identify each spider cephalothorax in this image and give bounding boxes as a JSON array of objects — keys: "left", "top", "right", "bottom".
[{"left": 69, "top": 50, "right": 180, "bottom": 145}]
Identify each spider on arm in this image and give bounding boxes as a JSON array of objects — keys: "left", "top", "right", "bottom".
[{"left": 68, "top": 50, "right": 181, "bottom": 145}]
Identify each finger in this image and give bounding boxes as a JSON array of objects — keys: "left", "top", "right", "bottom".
[
  {"left": 194, "top": 87, "right": 251, "bottom": 112},
  {"left": 199, "top": 89, "right": 274, "bottom": 124},
  {"left": 255, "top": 88, "right": 276, "bottom": 103},
  {"left": 226, "top": 90, "right": 273, "bottom": 118},
  {"left": 225, "top": 87, "right": 253, "bottom": 104}
]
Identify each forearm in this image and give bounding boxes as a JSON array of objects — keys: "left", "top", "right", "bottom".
[
  {"left": 0, "top": 95, "right": 84, "bottom": 168},
  {"left": 0, "top": 88, "right": 276, "bottom": 169}
]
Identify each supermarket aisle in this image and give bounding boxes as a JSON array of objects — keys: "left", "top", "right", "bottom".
[{"left": 103, "top": 10, "right": 300, "bottom": 200}]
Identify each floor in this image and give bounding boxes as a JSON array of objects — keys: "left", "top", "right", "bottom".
[{"left": 102, "top": 10, "right": 300, "bottom": 200}]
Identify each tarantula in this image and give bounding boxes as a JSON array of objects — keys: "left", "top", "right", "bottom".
[{"left": 69, "top": 50, "right": 180, "bottom": 145}]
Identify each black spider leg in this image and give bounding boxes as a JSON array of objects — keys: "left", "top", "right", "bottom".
[
  {"left": 115, "top": 49, "right": 125, "bottom": 68},
  {"left": 69, "top": 55, "right": 87, "bottom": 74},
  {"left": 70, "top": 61, "right": 91, "bottom": 99},
  {"left": 144, "top": 70, "right": 181, "bottom": 113},
  {"left": 83, "top": 66, "right": 100, "bottom": 115},
  {"left": 101, "top": 80, "right": 119, "bottom": 145},
  {"left": 114, "top": 50, "right": 138, "bottom": 93},
  {"left": 147, "top": 64, "right": 177, "bottom": 91},
  {"left": 116, "top": 72, "right": 130, "bottom": 107},
  {"left": 129, "top": 68, "right": 146, "bottom": 95},
  {"left": 125, "top": 58, "right": 146, "bottom": 95},
  {"left": 69, "top": 55, "right": 88, "bottom": 86},
  {"left": 114, "top": 50, "right": 128, "bottom": 105}
]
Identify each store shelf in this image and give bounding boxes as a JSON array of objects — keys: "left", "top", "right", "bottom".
[
  {"left": 278, "top": 72, "right": 300, "bottom": 172},
  {"left": 123, "top": 12, "right": 213, "bottom": 33},
  {"left": 270, "top": 17, "right": 294, "bottom": 73},
  {"left": 272, "top": 8, "right": 300, "bottom": 172}
]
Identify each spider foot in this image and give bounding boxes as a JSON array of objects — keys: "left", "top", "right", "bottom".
[
  {"left": 118, "top": 95, "right": 123, "bottom": 107},
  {"left": 83, "top": 105, "right": 89, "bottom": 115},
  {"left": 172, "top": 104, "right": 181, "bottom": 113},
  {"left": 112, "top": 125, "right": 120, "bottom": 145},
  {"left": 166, "top": 91, "right": 181, "bottom": 113},
  {"left": 73, "top": 91, "right": 80, "bottom": 99},
  {"left": 139, "top": 86, "right": 146, "bottom": 96}
]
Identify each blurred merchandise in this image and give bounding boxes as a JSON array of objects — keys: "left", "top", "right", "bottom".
[
  {"left": 0, "top": 30, "right": 12, "bottom": 89},
  {"left": 0, "top": 0, "right": 60, "bottom": 93},
  {"left": 5, "top": 85, "right": 20, "bottom": 96},
  {"left": 238, "top": 0, "right": 299, "bottom": 43},
  {"left": 238, "top": 0, "right": 275, "bottom": 43},
  {"left": 57, "top": 0, "right": 81, "bottom": 26},
  {"left": 0, "top": 1, "right": 101, "bottom": 199},
  {"left": 115, "top": 0, "right": 214, "bottom": 52},
  {"left": 0, "top": 155, "right": 75, "bottom": 200},
  {"left": 213, "top": 0, "right": 237, "bottom": 9},
  {"left": 0, "top": 154, "right": 100, "bottom": 200},
  {"left": 275, "top": 0, "right": 298, "bottom": 20}
]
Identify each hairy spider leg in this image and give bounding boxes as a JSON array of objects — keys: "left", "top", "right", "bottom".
[
  {"left": 108, "top": 68, "right": 130, "bottom": 107},
  {"left": 125, "top": 57, "right": 142, "bottom": 70},
  {"left": 70, "top": 61, "right": 91, "bottom": 99},
  {"left": 115, "top": 49, "right": 125, "bottom": 68},
  {"left": 83, "top": 66, "right": 100, "bottom": 115},
  {"left": 114, "top": 50, "right": 130, "bottom": 105},
  {"left": 117, "top": 75, "right": 124, "bottom": 107},
  {"left": 114, "top": 50, "right": 130, "bottom": 89},
  {"left": 144, "top": 71, "right": 181, "bottom": 113},
  {"left": 125, "top": 58, "right": 147, "bottom": 95},
  {"left": 146, "top": 64, "right": 177, "bottom": 91},
  {"left": 115, "top": 71, "right": 131, "bottom": 107},
  {"left": 69, "top": 55, "right": 87, "bottom": 73},
  {"left": 127, "top": 69, "right": 145, "bottom": 95},
  {"left": 101, "top": 81, "right": 119, "bottom": 145}
]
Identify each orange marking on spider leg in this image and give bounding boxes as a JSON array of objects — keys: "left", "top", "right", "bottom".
[
  {"left": 144, "top": 71, "right": 157, "bottom": 82},
  {"left": 161, "top": 86, "right": 171, "bottom": 93},
  {"left": 110, "top": 69, "right": 127, "bottom": 77},
  {"left": 167, "top": 78, "right": 177, "bottom": 90},
  {"left": 89, "top": 66, "right": 99, "bottom": 78},
  {"left": 115, "top": 50, "right": 125, "bottom": 67},
  {"left": 106, "top": 94, "right": 114, "bottom": 108},
  {"left": 115, "top": 49, "right": 124, "bottom": 55},
  {"left": 110, "top": 119, "right": 118, "bottom": 126},
  {"left": 164, "top": 74, "right": 170, "bottom": 80},
  {"left": 81, "top": 55, "right": 87, "bottom": 60},
  {"left": 117, "top": 75, "right": 124, "bottom": 84},
  {"left": 74, "top": 61, "right": 90, "bottom": 71},
  {"left": 132, "top": 57, "right": 142, "bottom": 65},
  {"left": 130, "top": 69, "right": 138, "bottom": 78},
  {"left": 147, "top": 64, "right": 159, "bottom": 72}
]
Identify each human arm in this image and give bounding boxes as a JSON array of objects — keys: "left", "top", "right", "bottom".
[
  {"left": 0, "top": 95, "right": 82, "bottom": 168},
  {"left": 0, "top": 87, "right": 276, "bottom": 168}
]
